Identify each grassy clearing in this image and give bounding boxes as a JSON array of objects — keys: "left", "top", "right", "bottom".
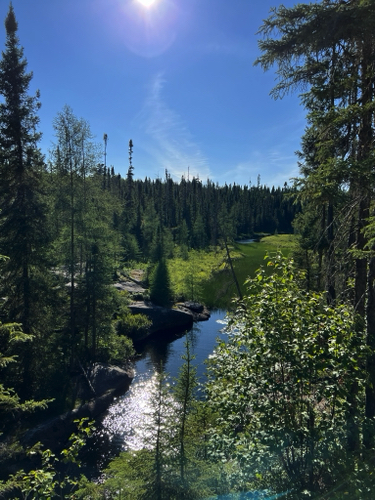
[
  {"left": 126, "top": 234, "right": 297, "bottom": 310},
  {"left": 168, "top": 247, "right": 229, "bottom": 302},
  {"left": 201, "top": 234, "right": 297, "bottom": 309},
  {"left": 234, "top": 233, "right": 296, "bottom": 282}
]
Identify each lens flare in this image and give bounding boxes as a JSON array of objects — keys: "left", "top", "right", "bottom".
[
  {"left": 137, "top": 0, "right": 157, "bottom": 7},
  {"left": 114, "top": 0, "right": 177, "bottom": 58}
]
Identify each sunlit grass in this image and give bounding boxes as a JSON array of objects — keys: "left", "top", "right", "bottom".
[
  {"left": 165, "top": 235, "right": 296, "bottom": 310},
  {"left": 200, "top": 234, "right": 297, "bottom": 310},
  {"left": 168, "top": 247, "right": 228, "bottom": 303}
]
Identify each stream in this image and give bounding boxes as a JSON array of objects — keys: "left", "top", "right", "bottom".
[{"left": 84, "top": 308, "right": 228, "bottom": 474}]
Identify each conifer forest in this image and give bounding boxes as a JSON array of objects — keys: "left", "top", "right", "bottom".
[{"left": 2, "top": 0, "right": 375, "bottom": 498}]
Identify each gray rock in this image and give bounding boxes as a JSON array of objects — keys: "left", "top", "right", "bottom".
[
  {"left": 177, "top": 302, "right": 211, "bottom": 322},
  {"left": 182, "top": 301, "right": 204, "bottom": 313},
  {"left": 128, "top": 301, "right": 194, "bottom": 340},
  {"left": 75, "top": 362, "right": 134, "bottom": 399},
  {"left": 114, "top": 280, "right": 146, "bottom": 294},
  {"left": 22, "top": 364, "right": 133, "bottom": 452}
]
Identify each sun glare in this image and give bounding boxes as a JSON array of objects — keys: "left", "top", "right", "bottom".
[{"left": 137, "top": 0, "right": 157, "bottom": 7}]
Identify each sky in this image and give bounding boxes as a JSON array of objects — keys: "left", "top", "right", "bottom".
[{"left": 4, "top": 0, "right": 307, "bottom": 187}]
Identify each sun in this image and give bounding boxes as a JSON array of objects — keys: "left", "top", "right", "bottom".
[{"left": 137, "top": 0, "right": 157, "bottom": 7}]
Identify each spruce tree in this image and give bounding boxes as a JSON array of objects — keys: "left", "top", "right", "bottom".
[{"left": 0, "top": 4, "right": 49, "bottom": 337}]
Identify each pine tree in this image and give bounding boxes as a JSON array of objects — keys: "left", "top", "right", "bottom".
[
  {"left": 51, "top": 106, "right": 121, "bottom": 362},
  {"left": 0, "top": 4, "right": 49, "bottom": 337},
  {"left": 173, "top": 337, "right": 198, "bottom": 492}
]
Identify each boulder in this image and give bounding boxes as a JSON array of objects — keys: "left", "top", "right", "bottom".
[
  {"left": 183, "top": 301, "right": 204, "bottom": 313},
  {"left": 177, "top": 302, "right": 211, "bottom": 322},
  {"left": 76, "top": 363, "right": 134, "bottom": 399},
  {"left": 22, "top": 364, "right": 133, "bottom": 452},
  {"left": 128, "top": 301, "right": 194, "bottom": 340}
]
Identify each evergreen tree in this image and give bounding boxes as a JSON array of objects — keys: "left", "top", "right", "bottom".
[
  {"left": 255, "top": 0, "right": 375, "bottom": 450},
  {"left": 172, "top": 337, "right": 198, "bottom": 495},
  {"left": 50, "top": 106, "right": 121, "bottom": 363},
  {"left": 150, "top": 259, "right": 173, "bottom": 308},
  {"left": 0, "top": 5, "right": 57, "bottom": 398},
  {"left": 0, "top": 4, "right": 49, "bottom": 334}
]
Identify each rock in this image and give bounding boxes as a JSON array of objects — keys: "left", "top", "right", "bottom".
[
  {"left": 22, "top": 364, "right": 133, "bottom": 452},
  {"left": 128, "top": 301, "right": 194, "bottom": 340},
  {"left": 77, "top": 363, "right": 134, "bottom": 399},
  {"left": 89, "top": 363, "right": 133, "bottom": 396},
  {"left": 183, "top": 301, "right": 204, "bottom": 313},
  {"left": 177, "top": 302, "right": 211, "bottom": 322},
  {"left": 114, "top": 280, "right": 146, "bottom": 294}
]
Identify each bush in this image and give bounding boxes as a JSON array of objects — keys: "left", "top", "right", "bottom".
[
  {"left": 116, "top": 312, "right": 152, "bottom": 342},
  {"left": 206, "top": 253, "right": 366, "bottom": 497}
]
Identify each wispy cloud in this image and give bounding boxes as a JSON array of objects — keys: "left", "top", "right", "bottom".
[{"left": 137, "top": 73, "right": 211, "bottom": 181}]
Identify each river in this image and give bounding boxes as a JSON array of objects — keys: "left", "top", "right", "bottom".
[{"left": 85, "top": 308, "right": 228, "bottom": 473}]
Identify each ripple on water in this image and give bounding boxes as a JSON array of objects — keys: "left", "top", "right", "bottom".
[{"left": 100, "top": 370, "right": 176, "bottom": 452}]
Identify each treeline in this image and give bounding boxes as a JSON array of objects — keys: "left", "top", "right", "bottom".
[{"left": 95, "top": 158, "right": 297, "bottom": 259}]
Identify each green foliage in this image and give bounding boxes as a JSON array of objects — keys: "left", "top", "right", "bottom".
[
  {"left": 1, "top": 418, "right": 94, "bottom": 499},
  {"left": 95, "top": 357, "right": 219, "bottom": 500},
  {"left": 116, "top": 311, "right": 152, "bottom": 342},
  {"left": 0, "top": 4, "right": 52, "bottom": 352},
  {"left": 0, "top": 320, "right": 50, "bottom": 435},
  {"left": 96, "top": 325, "right": 135, "bottom": 364},
  {"left": 150, "top": 259, "right": 173, "bottom": 307},
  {"left": 206, "top": 254, "right": 365, "bottom": 497},
  {"left": 173, "top": 338, "right": 198, "bottom": 488},
  {"left": 200, "top": 235, "right": 295, "bottom": 309},
  {"left": 169, "top": 247, "right": 227, "bottom": 303}
]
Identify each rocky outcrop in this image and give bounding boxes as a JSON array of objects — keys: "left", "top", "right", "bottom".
[
  {"left": 75, "top": 362, "right": 134, "bottom": 400},
  {"left": 114, "top": 280, "right": 146, "bottom": 294},
  {"left": 128, "top": 301, "right": 194, "bottom": 340},
  {"left": 177, "top": 301, "right": 211, "bottom": 322},
  {"left": 22, "top": 364, "right": 133, "bottom": 452}
]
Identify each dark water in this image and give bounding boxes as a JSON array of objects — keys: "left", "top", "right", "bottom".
[
  {"left": 134, "top": 308, "right": 228, "bottom": 380},
  {"left": 85, "top": 309, "right": 228, "bottom": 473}
]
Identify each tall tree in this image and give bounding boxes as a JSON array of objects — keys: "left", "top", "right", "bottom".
[
  {"left": 255, "top": 0, "right": 375, "bottom": 450},
  {"left": 50, "top": 106, "right": 121, "bottom": 362},
  {"left": 0, "top": 4, "right": 49, "bottom": 336}
]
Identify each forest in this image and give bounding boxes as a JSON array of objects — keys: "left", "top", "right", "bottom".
[{"left": 1, "top": 0, "right": 375, "bottom": 498}]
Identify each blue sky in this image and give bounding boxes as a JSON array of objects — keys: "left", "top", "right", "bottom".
[{"left": 5, "top": 0, "right": 306, "bottom": 186}]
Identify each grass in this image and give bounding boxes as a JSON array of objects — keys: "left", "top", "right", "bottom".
[
  {"left": 125, "top": 234, "right": 297, "bottom": 311},
  {"left": 200, "top": 234, "right": 297, "bottom": 310},
  {"left": 168, "top": 247, "right": 229, "bottom": 303}
]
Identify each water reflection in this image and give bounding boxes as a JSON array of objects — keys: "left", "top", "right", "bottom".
[
  {"left": 87, "top": 310, "right": 227, "bottom": 473},
  {"left": 135, "top": 324, "right": 201, "bottom": 375},
  {"left": 101, "top": 371, "right": 176, "bottom": 452}
]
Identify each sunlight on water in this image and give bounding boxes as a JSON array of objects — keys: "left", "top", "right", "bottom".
[
  {"left": 87, "top": 311, "right": 228, "bottom": 473},
  {"left": 216, "top": 318, "right": 228, "bottom": 326},
  {"left": 99, "top": 370, "right": 176, "bottom": 452},
  {"left": 100, "top": 370, "right": 155, "bottom": 451}
]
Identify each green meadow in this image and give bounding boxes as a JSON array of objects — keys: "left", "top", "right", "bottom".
[{"left": 200, "top": 234, "right": 296, "bottom": 309}]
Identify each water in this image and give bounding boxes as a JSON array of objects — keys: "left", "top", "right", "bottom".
[
  {"left": 87, "top": 309, "right": 228, "bottom": 472},
  {"left": 236, "top": 238, "right": 257, "bottom": 244}
]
